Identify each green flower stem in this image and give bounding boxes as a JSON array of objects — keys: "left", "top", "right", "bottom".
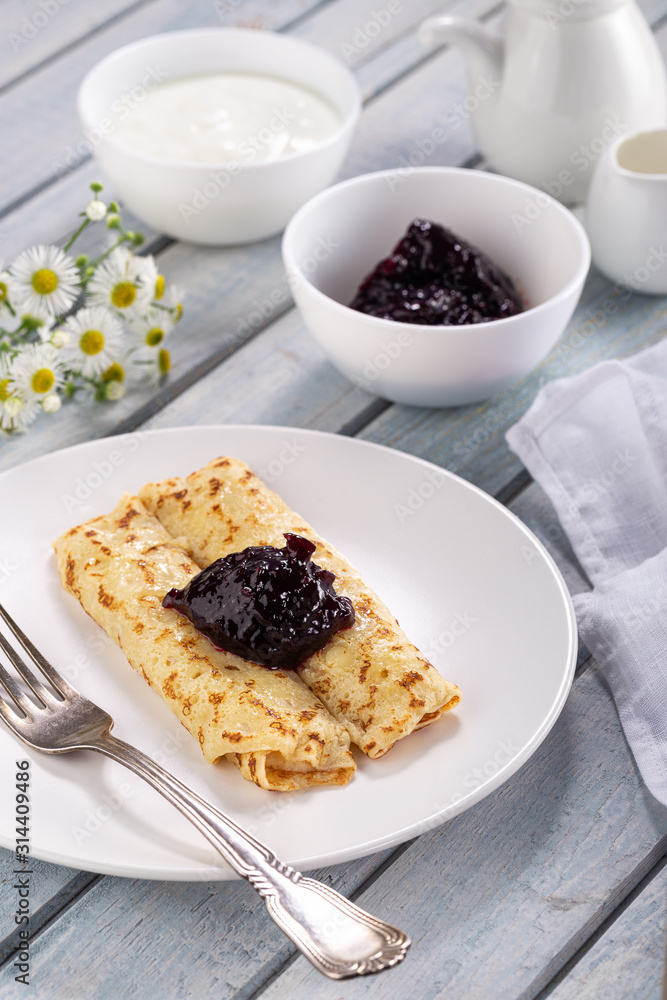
[
  {"left": 63, "top": 216, "right": 90, "bottom": 253},
  {"left": 81, "top": 236, "right": 128, "bottom": 285}
]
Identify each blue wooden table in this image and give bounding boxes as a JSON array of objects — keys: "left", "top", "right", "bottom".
[{"left": 2, "top": 1, "right": 667, "bottom": 997}]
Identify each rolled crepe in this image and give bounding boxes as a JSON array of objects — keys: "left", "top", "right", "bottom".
[
  {"left": 53, "top": 494, "right": 355, "bottom": 791},
  {"left": 139, "top": 457, "right": 461, "bottom": 758}
]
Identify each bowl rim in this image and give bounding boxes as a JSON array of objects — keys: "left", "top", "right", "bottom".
[
  {"left": 282, "top": 166, "right": 592, "bottom": 333},
  {"left": 76, "top": 26, "right": 362, "bottom": 172}
]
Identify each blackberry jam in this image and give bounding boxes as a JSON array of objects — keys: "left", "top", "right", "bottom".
[
  {"left": 162, "top": 533, "right": 355, "bottom": 670},
  {"left": 349, "top": 218, "right": 523, "bottom": 325}
]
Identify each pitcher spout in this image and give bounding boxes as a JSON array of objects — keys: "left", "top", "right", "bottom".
[{"left": 419, "top": 16, "right": 504, "bottom": 84}]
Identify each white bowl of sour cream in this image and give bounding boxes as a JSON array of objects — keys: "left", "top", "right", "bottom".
[{"left": 77, "top": 28, "right": 361, "bottom": 245}]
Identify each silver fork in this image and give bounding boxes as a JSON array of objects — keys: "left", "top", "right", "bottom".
[{"left": 0, "top": 601, "right": 410, "bottom": 979}]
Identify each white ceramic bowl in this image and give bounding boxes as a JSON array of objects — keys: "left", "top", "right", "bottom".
[
  {"left": 282, "top": 167, "right": 591, "bottom": 407},
  {"left": 77, "top": 28, "right": 360, "bottom": 246}
]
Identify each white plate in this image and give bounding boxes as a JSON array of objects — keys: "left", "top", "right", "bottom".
[{"left": 0, "top": 426, "right": 576, "bottom": 879}]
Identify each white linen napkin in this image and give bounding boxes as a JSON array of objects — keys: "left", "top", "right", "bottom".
[{"left": 506, "top": 338, "right": 667, "bottom": 805}]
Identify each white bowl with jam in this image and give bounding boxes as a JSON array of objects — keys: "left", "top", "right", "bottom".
[
  {"left": 78, "top": 29, "right": 361, "bottom": 245},
  {"left": 282, "top": 167, "right": 591, "bottom": 407}
]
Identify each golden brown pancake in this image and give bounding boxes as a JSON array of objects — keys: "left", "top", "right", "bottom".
[
  {"left": 53, "top": 494, "right": 356, "bottom": 791},
  {"left": 139, "top": 457, "right": 461, "bottom": 757}
]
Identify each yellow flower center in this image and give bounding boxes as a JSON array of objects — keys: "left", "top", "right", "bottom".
[
  {"left": 173, "top": 302, "right": 183, "bottom": 322},
  {"left": 111, "top": 282, "right": 136, "bottom": 308},
  {"left": 145, "top": 327, "right": 164, "bottom": 347},
  {"left": 102, "top": 363, "right": 124, "bottom": 383},
  {"left": 0, "top": 281, "right": 8, "bottom": 304},
  {"left": 32, "top": 269, "right": 58, "bottom": 295},
  {"left": 80, "top": 330, "right": 105, "bottom": 355},
  {"left": 154, "top": 275, "right": 165, "bottom": 300},
  {"left": 31, "top": 368, "right": 55, "bottom": 394},
  {"left": 158, "top": 348, "right": 171, "bottom": 374},
  {"left": 0, "top": 378, "right": 12, "bottom": 401}
]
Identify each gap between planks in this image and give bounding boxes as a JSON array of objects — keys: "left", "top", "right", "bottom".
[
  {"left": 0, "top": 872, "right": 102, "bottom": 969},
  {"left": 534, "top": 847, "right": 667, "bottom": 1000},
  {"left": 241, "top": 838, "right": 419, "bottom": 1000},
  {"left": 0, "top": 0, "right": 155, "bottom": 97},
  {"left": 0, "top": 0, "right": 494, "bottom": 223}
]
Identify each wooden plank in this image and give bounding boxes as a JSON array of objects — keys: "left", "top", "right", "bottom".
[
  {"left": 359, "top": 265, "right": 667, "bottom": 497},
  {"left": 0, "top": 31, "right": 484, "bottom": 471},
  {"left": 4, "top": 0, "right": 667, "bottom": 216},
  {"left": 548, "top": 863, "right": 667, "bottom": 1000},
  {"left": 0, "top": 159, "right": 163, "bottom": 264},
  {"left": 253, "top": 658, "right": 667, "bottom": 1000},
  {"left": 99, "top": 296, "right": 378, "bottom": 434},
  {"left": 0, "top": 0, "right": 329, "bottom": 214},
  {"left": 0, "top": 853, "right": 95, "bottom": 962},
  {"left": 6, "top": 11, "right": 664, "bottom": 487},
  {"left": 90, "top": 239, "right": 667, "bottom": 507},
  {"left": 0, "top": 850, "right": 395, "bottom": 999},
  {"left": 1, "top": 295, "right": 657, "bottom": 1000},
  {"left": 0, "top": 0, "right": 146, "bottom": 91},
  {"left": 0, "top": 0, "right": 500, "bottom": 261},
  {"left": 0, "top": 474, "right": 623, "bottom": 1000},
  {"left": 5, "top": 0, "right": 664, "bottom": 480}
]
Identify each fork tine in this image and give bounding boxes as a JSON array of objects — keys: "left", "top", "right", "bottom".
[
  {"left": 0, "top": 690, "right": 30, "bottom": 733},
  {"left": 0, "top": 600, "right": 76, "bottom": 700},
  {"left": 0, "top": 659, "right": 36, "bottom": 718},
  {"left": 0, "top": 631, "right": 62, "bottom": 707}
]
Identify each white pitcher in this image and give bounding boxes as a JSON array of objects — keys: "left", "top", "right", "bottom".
[{"left": 420, "top": 0, "right": 667, "bottom": 204}]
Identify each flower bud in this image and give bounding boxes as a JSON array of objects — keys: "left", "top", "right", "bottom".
[
  {"left": 51, "top": 330, "right": 70, "bottom": 349},
  {"left": 42, "top": 393, "right": 61, "bottom": 413},
  {"left": 105, "top": 380, "right": 126, "bottom": 401},
  {"left": 86, "top": 200, "right": 107, "bottom": 222}
]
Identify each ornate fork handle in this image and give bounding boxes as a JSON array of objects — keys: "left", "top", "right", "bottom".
[{"left": 88, "top": 733, "right": 410, "bottom": 979}]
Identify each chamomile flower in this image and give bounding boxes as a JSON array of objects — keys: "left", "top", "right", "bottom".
[
  {"left": 63, "top": 306, "right": 125, "bottom": 377},
  {"left": 0, "top": 392, "right": 40, "bottom": 432},
  {"left": 0, "top": 354, "right": 42, "bottom": 432},
  {"left": 9, "top": 245, "right": 80, "bottom": 316},
  {"left": 87, "top": 246, "right": 154, "bottom": 316},
  {"left": 0, "top": 270, "right": 14, "bottom": 322},
  {"left": 10, "top": 343, "right": 65, "bottom": 401},
  {"left": 162, "top": 283, "right": 185, "bottom": 323},
  {"left": 135, "top": 253, "right": 159, "bottom": 294},
  {"left": 126, "top": 305, "right": 174, "bottom": 348}
]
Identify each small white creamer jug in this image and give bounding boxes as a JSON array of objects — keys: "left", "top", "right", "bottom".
[
  {"left": 420, "top": 0, "right": 667, "bottom": 204},
  {"left": 586, "top": 128, "right": 667, "bottom": 292}
]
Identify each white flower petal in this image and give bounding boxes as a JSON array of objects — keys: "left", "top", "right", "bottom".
[
  {"left": 10, "top": 245, "right": 80, "bottom": 317},
  {"left": 10, "top": 343, "right": 65, "bottom": 399},
  {"left": 87, "top": 246, "right": 154, "bottom": 316},
  {"left": 63, "top": 305, "right": 125, "bottom": 377}
]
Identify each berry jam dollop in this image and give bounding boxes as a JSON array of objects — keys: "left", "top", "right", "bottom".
[
  {"left": 349, "top": 218, "right": 523, "bottom": 325},
  {"left": 162, "top": 533, "right": 355, "bottom": 670}
]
